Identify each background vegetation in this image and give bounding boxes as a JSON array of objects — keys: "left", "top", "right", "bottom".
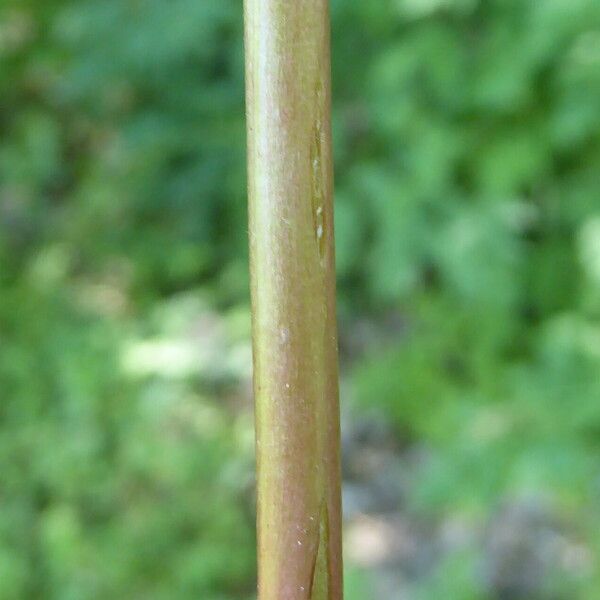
[{"left": 2, "top": 0, "right": 600, "bottom": 598}]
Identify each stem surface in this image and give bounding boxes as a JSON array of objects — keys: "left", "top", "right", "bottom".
[{"left": 244, "top": 2, "right": 342, "bottom": 599}]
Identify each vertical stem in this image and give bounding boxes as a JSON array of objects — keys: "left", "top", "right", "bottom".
[{"left": 244, "top": 2, "right": 342, "bottom": 599}]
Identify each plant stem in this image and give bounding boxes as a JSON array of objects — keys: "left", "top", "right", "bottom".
[{"left": 244, "top": 1, "right": 342, "bottom": 598}]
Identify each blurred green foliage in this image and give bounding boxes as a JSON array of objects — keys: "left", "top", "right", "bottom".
[{"left": 2, "top": 0, "right": 600, "bottom": 597}]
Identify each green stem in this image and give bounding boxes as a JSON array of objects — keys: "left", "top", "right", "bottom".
[{"left": 244, "top": 1, "right": 343, "bottom": 598}]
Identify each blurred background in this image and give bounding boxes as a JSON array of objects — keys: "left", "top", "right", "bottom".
[{"left": 2, "top": 0, "right": 600, "bottom": 598}]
